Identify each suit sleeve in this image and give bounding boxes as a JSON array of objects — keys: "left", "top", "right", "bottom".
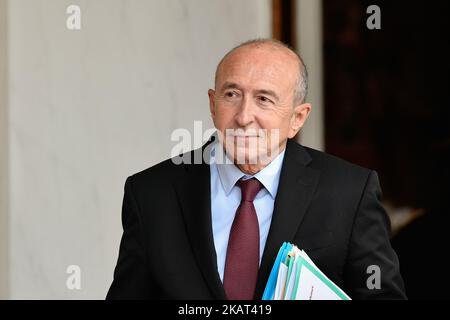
[
  {"left": 106, "top": 177, "right": 158, "bottom": 299},
  {"left": 343, "top": 171, "right": 407, "bottom": 299}
]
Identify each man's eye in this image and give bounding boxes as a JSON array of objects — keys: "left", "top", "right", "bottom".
[
  {"left": 225, "top": 91, "right": 237, "bottom": 98},
  {"left": 258, "top": 96, "right": 273, "bottom": 104}
]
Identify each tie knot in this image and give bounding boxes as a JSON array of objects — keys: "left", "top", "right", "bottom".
[{"left": 238, "top": 178, "right": 263, "bottom": 202}]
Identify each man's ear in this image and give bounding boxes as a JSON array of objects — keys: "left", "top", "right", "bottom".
[
  {"left": 288, "top": 103, "right": 312, "bottom": 138},
  {"left": 208, "top": 89, "right": 216, "bottom": 118}
]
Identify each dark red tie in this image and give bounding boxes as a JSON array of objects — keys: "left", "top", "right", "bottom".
[{"left": 223, "top": 178, "right": 263, "bottom": 300}]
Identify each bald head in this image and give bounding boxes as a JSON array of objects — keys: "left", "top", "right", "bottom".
[{"left": 214, "top": 39, "right": 308, "bottom": 105}]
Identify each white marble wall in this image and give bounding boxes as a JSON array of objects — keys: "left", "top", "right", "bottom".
[
  {"left": 0, "top": 0, "right": 9, "bottom": 300},
  {"left": 296, "top": 0, "right": 324, "bottom": 151},
  {"left": 3, "top": 0, "right": 270, "bottom": 299}
]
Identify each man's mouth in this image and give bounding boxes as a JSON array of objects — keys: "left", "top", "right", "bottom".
[{"left": 225, "top": 130, "right": 263, "bottom": 138}]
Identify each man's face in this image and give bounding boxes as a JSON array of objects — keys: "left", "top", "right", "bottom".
[{"left": 208, "top": 45, "right": 311, "bottom": 174}]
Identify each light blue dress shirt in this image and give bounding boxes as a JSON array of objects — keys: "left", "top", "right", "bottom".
[{"left": 209, "top": 140, "right": 286, "bottom": 282}]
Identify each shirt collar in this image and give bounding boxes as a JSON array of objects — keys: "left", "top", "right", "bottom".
[{"left": 211, "top": 141, "right": 286, "bottom": 199}]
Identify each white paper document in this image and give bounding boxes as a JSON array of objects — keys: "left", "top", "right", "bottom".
[{"left": 264, "top": 242, "right": 351, "bottom": 300}]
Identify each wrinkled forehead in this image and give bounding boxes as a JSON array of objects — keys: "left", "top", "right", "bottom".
[{"left": 216, "top": 46, "right": 299, "bottom": 90}]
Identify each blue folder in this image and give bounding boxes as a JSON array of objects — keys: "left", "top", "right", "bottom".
[{"left": 262, "top": 242, "right": 293, "bottom": 300}]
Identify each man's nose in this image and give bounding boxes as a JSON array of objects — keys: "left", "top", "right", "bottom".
[{"left": 234, "top": 96, "right": 255, "bottom": 127}]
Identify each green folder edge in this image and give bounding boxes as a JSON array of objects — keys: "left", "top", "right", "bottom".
[
  {"left": 283, "top": 252, "right": 296, "bottom": 299},
  {"left": 291, "top": 256, "right": 350, "bottom": 300}
]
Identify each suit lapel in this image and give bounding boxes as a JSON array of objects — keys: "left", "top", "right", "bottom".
[
  {"left": 254, "top": 139, "right": 320, "bottom": 299},
  {"left": 174, "top": 138, "right": 227, "bottom": 300}
]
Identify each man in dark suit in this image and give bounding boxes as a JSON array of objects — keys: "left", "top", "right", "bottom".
[{"left": 107, "top": 39, "right": 406, "bottom": 300}]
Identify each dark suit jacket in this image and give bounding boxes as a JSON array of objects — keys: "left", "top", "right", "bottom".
[{"left": 106, "top": 136, "right": 406, "bottom": 300}]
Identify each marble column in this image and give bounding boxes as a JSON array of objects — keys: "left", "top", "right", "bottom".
[
  {"left": 0, "top": 0, "right": 9, "bottom": 300},
  {"left": 296, "top": 0, "right": 324, "bottom": 151}
]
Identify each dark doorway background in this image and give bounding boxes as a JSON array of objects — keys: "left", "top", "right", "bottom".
[
  {"left": 272, "top": 0, "right": 297, "bottom": 49},
  {"left": 324, "top": 0, "right": 428, "bottom": 208},
  {"left": 274, "top": 0, "right": 450, "bottom": 299},
  {"left": 273, "top": 0, "right": 450, "bottom": 212},
  {"left": 322, "top": 0, "right": 449, "bottom": 299}
]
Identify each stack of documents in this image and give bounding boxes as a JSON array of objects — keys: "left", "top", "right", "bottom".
[{"left": 262, "top": 242, "right": 351, "bottom": 300}]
